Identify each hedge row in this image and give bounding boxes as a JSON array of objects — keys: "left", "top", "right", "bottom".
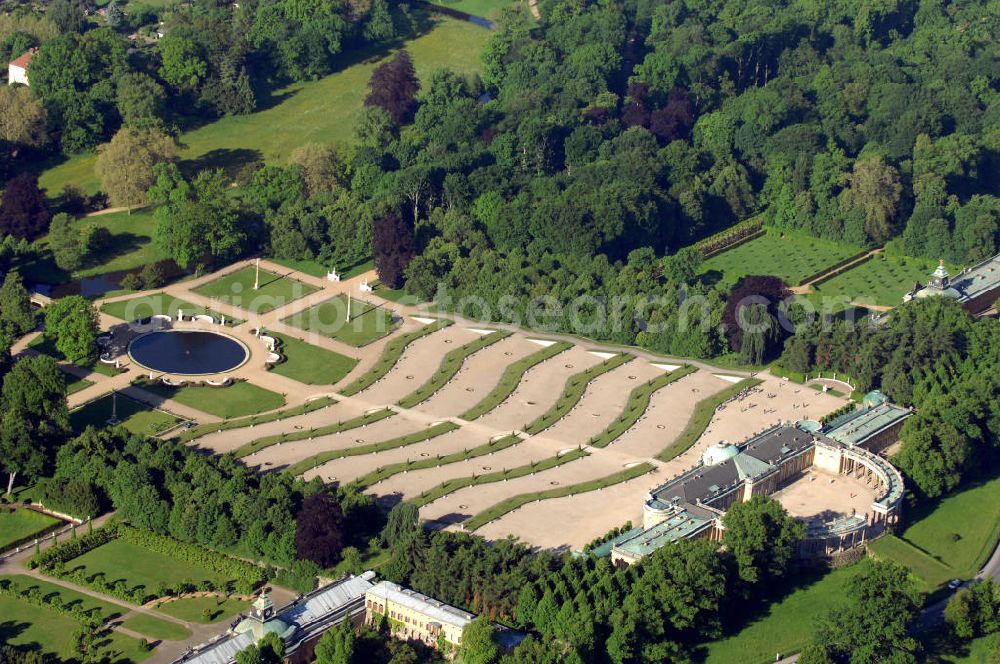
[
  {"left": 234, "top": 408, "right": 395, "bottom": 458},
  {"left": 411, "top": 448, "right": 589, "bottom": 508},
  {"left": 340, "top": 320, "right": 453, "bottom": 396},
  {"left": 176, "top": 397, "right": 338, "bottom": 443},
  {"left": 0, "top": 578, "right": 107, "bottom": 629},
  {"left": 397, "top": 331, "right": 512, "bottom": 408},
  {"left": 32, "top": 525, "right": 117, "bottom": 569},
  {"left": 350, "top": 434, "right": 524, "bottom": 489},
  {"left": 523, "top": 353, "right": 634, "bottom": 435},
  {"left": 795, "top": 249, "right": 871, "bottom": 287},
  {"left": 460, "top": 341, "right": 573, "bottom": 421},
  {"left": 589, "top": 365, "right": 697, "bottom": 449},
  {"left": 696, "top": 217, "right": 765, "bottom": 257},
  {"left": 809, "top": 253, "right": 875, "bottom": 287},
  {"left": 655, "top": 378, "right": 763, "bottom": 462},
  {"left": 286, "top": 421, "right": 461, "bottom": 476},
  {"left": 463, "top": 463, "right": 656, "bottom": 532}
]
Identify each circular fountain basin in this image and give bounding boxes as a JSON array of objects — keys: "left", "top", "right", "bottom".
[{"left": 128, "top": 330, "right": 250, "bottom": 375}]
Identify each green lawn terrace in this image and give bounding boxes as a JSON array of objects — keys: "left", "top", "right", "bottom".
[
  {"left": 70, "top": 392, "right": 187, "bottom": 436},
  {"left": 28, "top": 333, "right": 120, "bottom": 377},
  {"left": 138, "top": 380, "right": 286, "bottom": 419},
  {"left": 192, "top": 265, "right": 319, "bottom": 315},
  {"left": 283, "top": 294, "right": 399, "bottom": 347},
  {"left": 153, "top": 595, "right": 249, "bottom": 624},
  {"left": 0, "top": 508, "right": 61, "bottom": 550},
  {"left": 37, "top": 12, "right": 492, "bottom": 198},
  {"left": 807, "top": 254, "right": 962, "bottom": 310},
  {"left": 698, "top": 228, "right": 863, "bottom": 288},
  {"left": 266, "top": 331, "right": 359, "bottom": 385},
  {"left": 0, "top": 575, "right": 152, "bottom": 663},
  {"left": 101, "top": 291, "right": 242, "bottom": 325}
]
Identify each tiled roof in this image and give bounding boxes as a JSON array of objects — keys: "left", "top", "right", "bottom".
[{"left": 9, "top": 49, "right": 36, "bottom": 70}]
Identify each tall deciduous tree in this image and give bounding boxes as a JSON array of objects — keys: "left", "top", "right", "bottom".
[
  {"left": 722, "top": 495, "right": 804, "bottom": 586},
  {"left": 43, "top": 294, "right": 100, "bottom": 366},
  {"left": 373, "top": 212, "right": 415, "bottom": 289},
  {"left": 116, "top": 72, "right": 166, "bottom": 130},
  {"left": 0, "top": 173, "right": 50, "bottom": 241},
  {"left": 294, "top": 492, "right": 345, "bottom": 568},
  {"left": 0, "top": 271, "right": 36, "bottom": 339},
  {"left": 0, "top": 85, "right": 48, "bottom": 148},
  {"left": 841, "top": 156, "right": 902, "bottom": 244},
  {"left": 314, "top": 621, "right": 354, "bottom": 664},
  {"left": 96, "top": 127, "right": 177, "bottom": 212},
  {"left": 460, "top": 617, "right": 499, "bottom": 664},
  {"left": 364, "top": 50, "right": 419, "bottom": 124},
  {"left": 288, "top": 143, "right": 346, "bottom": 197}
]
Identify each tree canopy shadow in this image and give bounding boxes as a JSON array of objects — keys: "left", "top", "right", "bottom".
[{"left": 178, "top": 148, "right": 263, "bottom": 182}]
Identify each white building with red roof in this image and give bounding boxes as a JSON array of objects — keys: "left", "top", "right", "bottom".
[{"left": 8, "top": 48, "right": 38, "bottom": 86}]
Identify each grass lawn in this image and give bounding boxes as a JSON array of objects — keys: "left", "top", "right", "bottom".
[
  {"left": 37, "top": 14, "right": 491, "bottom": 198},
  {"left": 15, "top": 208, "right": 165, "bottom": 287},
  {"left": 703, "top": 563, "right": 861, "bottom": 663},
  {"left": 698, "top": 229, "right": 862, "bottom": 288},
  {"left": 101, "top": 292, "right": 240, "bottom": 324},
  {"left": 880, "top": 474, "right": 1000, "bottom": 582},
  {"left": 66, "top": 375, "right": 95, "bottom": 395},
  {"left": 70, "top": 392, "right": 185, "bottom": 436},
  {"left": 267, "top": 331, "right": 358, "bottom": 385},
  {"left": 0, "top": 509, "right": 60, "bottom": 550},
  {"left": 65, "top": 539, "right": 231, "bottom": 597},
  {"left": 192, "top": 266, "right": 319, "bottom": 315},
  {"left": 154, "top": 596, "right": 248, "bottom": 624},
  {"left": 283, "top": 294, "right": 398, "bottom": 347},
  {"left": 867, "top": 535, "right": 954, "bottom": 591},
  {"left": 938, "top": 632, "right": 1000, "bottom": 662},
  {"left": 140, "top": 380, "right": 286, "bottom": 419},
  {"left": 3, "top": 574, "right": 124, "bottom": 620},
  {"left": 427, "top": 0, "right": 519, "bottom": 19},
  {"left": 28, "top": 334, "right": 119, "bottom": 377},
  {"left": 121, "top": 614, "right": 192, "bottom": 641},
  {"left": 809, "top": 254, "right": 962, "bottom": 309}
]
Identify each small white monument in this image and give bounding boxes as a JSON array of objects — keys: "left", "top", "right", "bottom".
[
  {"left": 327, "top": 268, "right": 341, "bottom": 282},
  {"left": 359, "top": 280, "right": 374, "bottom": 293},
  {"left": 177, "top": 309, "right": 184, "bottom": 321}
]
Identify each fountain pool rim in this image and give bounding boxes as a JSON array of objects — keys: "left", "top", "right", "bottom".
[{"left": 127, "top": 329, "right": 251, "bottom": 376}]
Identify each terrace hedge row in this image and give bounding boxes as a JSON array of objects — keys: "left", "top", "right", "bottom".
[
  {"left": 175, "top": 397, "right": 338, "bottom": 443},
  {"left": 589, "top": 365, "right": 697, "bottom": 449},
  {"left": 350, "top": 434, "right": 524, "bottom": 489},
  {"left": 339, "top": 320, "right": 452, "bottom": 396},
  {"left": 795, "top": 249, "right": 872, "bottom": 287},
  {"left": 656, "top": 378, "right": 763, "bottom": 462},
  {"left": 696, "top": 217, "right": 765, "bottom": 258},
  {"left": 460, "top": 341, "right": 573, "bottom": 421},
  {"left": 0, "top": 577, "right": 108, "bottom": 629},
  {"left": 397, "top": 330, "right": 512, "bottom": 408},
  {"left": 411, "top": 448, "right": 589, "bottom": 508},
  {"left": 286, "top": 421, "right": 461, "bottom": 476},
  {"left": 235, "top": 408, "right": 395, "bottom": 458},
  {"left": 522, "top": 353, "right": 635, "bottom": 435},
  {"left": 462, "top": 463, "right": 656, "bottom": 532}
]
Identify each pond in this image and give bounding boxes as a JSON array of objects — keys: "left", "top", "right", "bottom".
[{"left": 128, "top": 330, "right": 250, "bottom": 375}]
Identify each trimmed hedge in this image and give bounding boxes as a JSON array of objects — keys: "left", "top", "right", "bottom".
[
  {"left": 411, "top": 448, "right": 589, "bottom": 508},
  {"left": 175, "top": 397, "right": 337, "bottom": 443},
  {"left": 396, "top": 331, "right": 512, "bottom": 408},
  {"left": 234, "top": 408, "right": 395, "bottom": 458},
  {"left": 589, "top": 365, "right": 697, "bottom": 449},
  {"left": 460, "top": 341, "right": 573, "bottom": 421},
  {"left": 656, "top": 378, "right": 763, "bottom": 462},
  {"left": 796, "top": 249, "right": 871, "bottom": 287},
  {"left": 696, "top": 217, "right": 765, "bottom": 257},
  {"left": 522, "top": 353, "right": 634, "bottom": 435},
  {"left": 285, "top": 421, "right": 461, "bottom": 476},
  {"left": 463, "top": 463, "right": 656, "bottom": 531},
  {"left": 340, "top": 320, "right": 452, "bottom": 396},
  {"left": 350, "top": 434, "right": 524, "bottom": 489},
  {"left": 810, "top": 253, "right": 875, "bottom": 287}
]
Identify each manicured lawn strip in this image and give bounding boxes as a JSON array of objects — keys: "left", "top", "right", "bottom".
[
  {"left": 138, "top": 380, "right": 286, "bottom": 419},
  {"left": 266, "top": 331, "right": 358, "bottom": 385},
  {"left": 460, "top": 341, "right": 573, "bottom": 420},
  {"left": 396, "top": 331, "right": 511, "bottom": 408},
  {"left": 868, "top": 535, "right": 954, "bottom": 590},
  {"left": 66, "top": 375, "right": 94, "bottom": 395},
  {"left": 340, "top": 320, "right": 452, "bottom": 396},
  {"left": 283, "top": 294, "right": 399, "bottom": 347},
  {"left": 703, "top": 563, "right": 859, "bottom": 663},
  {"left": 2, "top": 574, "right": 125, "bottom": 621},
  {"left": 463, "top": 463, "right": 656, "bottom": 532},
  {"left": 176, "top": 397, "right": 336, "bottom": 443},
  {"left": 100, "top": 292, "right": 240, "bottom": 324},
  {"left": 656, "top": 378, "right": 763, "bottom": 462},
  {"left": 154, "top": 596, "right": 248, "bottom": 624},
  {"left": 809, "top": 254, "right": 961, "bottom": 308},
  {"left": 412, "top": 449, "right": 590, "bottom": 508},
  {"left": 0, "top": 594, "right": 94, "bottom": 659},
  {"left": 589, "top": 365, "right": 697, "bottom": 449},
  {"left": 887, "top": 473, "right": 1000, "bottom": 580},
  {"left": 192, "top": 266, "right": 319, "bottom": 314},
  {"left": 522, "top": 353, "right": 635, "bottom": 435},
  {"left": 351, "top": 434, "right": 524, "bottom": 489},
  {"left": 286, "top": 422, "right": 461, "bottom": 476},
  {"left": 70, "top": 392, "right": 185, "bottom": 436},
  {"left": 121, "top": 613, "right": 193, "bottom": 641},
  {"left": 234, "top": 408, "right": 394, "bottom": 458},
  {"left": 28, "top": 334, "right": 119, "bottom": 377},
  {"left": 0, "top": 509, "right": 60, "bottom": 550}
]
